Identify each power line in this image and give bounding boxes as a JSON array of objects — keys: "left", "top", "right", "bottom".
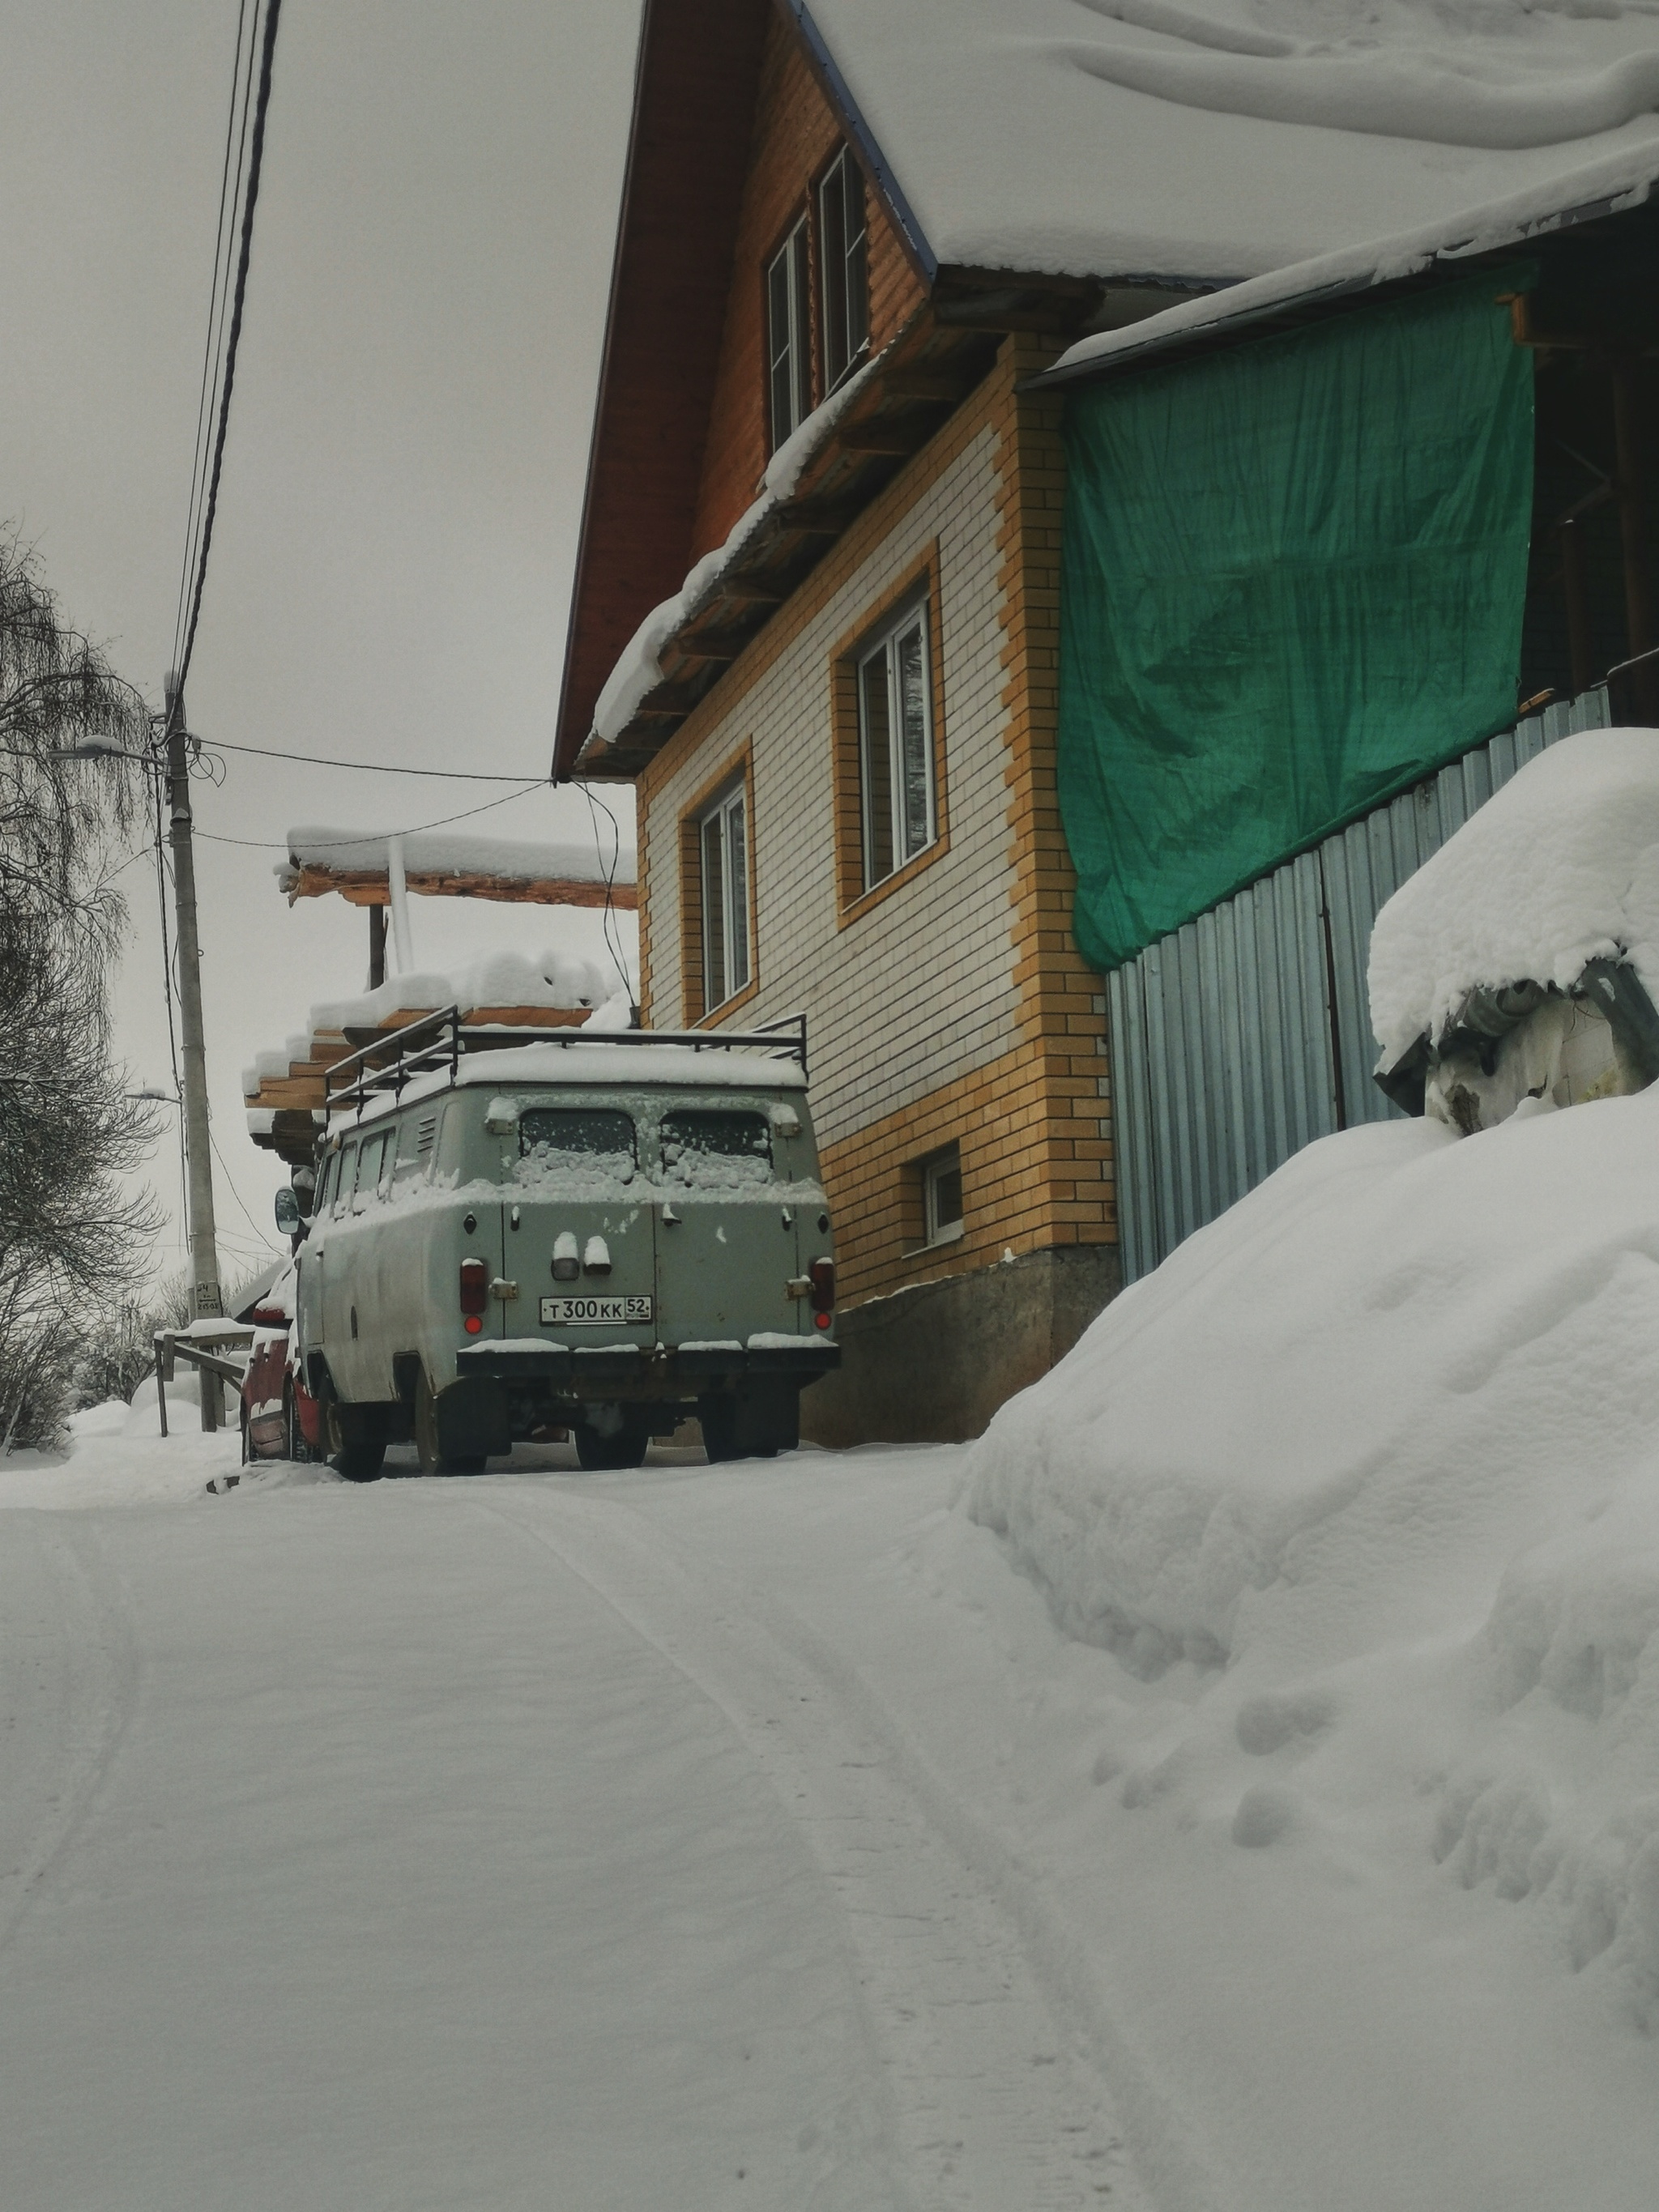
[
  {"left": 198, "top": 734, "right": 550, "bottom": 782},
  {"left": 171, "top": 0, "right": 284, "bottom": 717},
  {"left": 193, "top": 779, "right": 552, "bottom": 850},
  {"left": 173, "top": 0, "right": 255, "bottom": 679}
]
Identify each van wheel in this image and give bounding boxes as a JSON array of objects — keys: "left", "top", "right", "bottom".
[
  {"left": 414, "top": 1370, "right": 487, "bottom": 1477},
  {"left": 574, "top": 1417, "right": 650, "bottom": 1472}
]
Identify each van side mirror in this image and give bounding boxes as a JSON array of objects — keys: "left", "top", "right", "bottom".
[{"left": 274, "top": 1187, "right": 303, "bottom": 1235}]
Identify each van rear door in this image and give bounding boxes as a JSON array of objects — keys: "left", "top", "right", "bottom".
[
  {"left": 506, "top": 1102, "right": 658, "bottom": 1350},
  {"left": 652, "top": 1102, "right": 798, "bottom": 1348}
]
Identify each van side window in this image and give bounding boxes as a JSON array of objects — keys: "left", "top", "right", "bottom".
[
  {"left": 314, "top": 1154, "right": 337, "bottom": 1216},
  {"left": 352, "top": 1132, "right": 390, "bottom": 1212},
  {"left": 659, "top": 1110, "right": 772, "bottom": 1190},
  {"left": 332, "top": 1143, "right": 358, "bottom": 1217},
  {"left": 518, "top": 1109, "right": 636, "bottom": 1183}
]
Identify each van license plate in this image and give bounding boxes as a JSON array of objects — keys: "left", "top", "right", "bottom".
[{"left": 540, "top": 1295, "right": 653, "bottom": 1326}]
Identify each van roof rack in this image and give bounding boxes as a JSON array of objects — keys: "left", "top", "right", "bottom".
[{"left": 324, "top": 1006, "right": 809, "bottom": 1119}]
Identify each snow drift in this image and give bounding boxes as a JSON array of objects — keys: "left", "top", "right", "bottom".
[{"left": 968, "top": 1089, "right": 1659, "bottom": 2022}]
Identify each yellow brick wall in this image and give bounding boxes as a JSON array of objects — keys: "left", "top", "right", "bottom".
[{"left": 635, "top": 335, "right": 1116, "bottom": 1316}]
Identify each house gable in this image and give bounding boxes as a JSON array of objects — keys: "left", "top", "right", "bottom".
[{"left": 689, "top": 11, "right": 928, "bottom": 565}]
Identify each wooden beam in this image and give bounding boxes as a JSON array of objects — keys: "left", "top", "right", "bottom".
[
  {"left": 881, "top": 369, "right": 966, "bottom": 402},
  {"left": 835, "top": 423, "right": 925, "bottom": 454},
  {"left": 284, "top": 864, "right": 637, "bottom": 911}
]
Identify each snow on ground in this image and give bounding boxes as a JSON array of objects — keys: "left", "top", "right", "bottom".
[
  {"left": 6, "top": 1247, "right": 1659, "bottom": 2209},
  {"left": 1368, "top": 726, "right": 1659, "bottom": 1059},
  {"left": 970, "top": 1085, "right": 1659, "bottom": 2205}
]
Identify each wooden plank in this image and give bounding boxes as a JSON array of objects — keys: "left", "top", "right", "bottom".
[{"left": 284, "top": 864, "right": 637, "bottom": 911}]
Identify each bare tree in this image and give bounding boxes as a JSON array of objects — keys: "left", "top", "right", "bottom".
[{"left": 0, "top": 534, "right": 164, "bottom": 1451}]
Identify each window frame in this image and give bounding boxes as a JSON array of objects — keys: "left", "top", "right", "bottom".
[
  {"left": 697, "top": 776, "right": 752, "bottom": 1017},
  {"left": 856, "top": 593, "right": 937, "bottom": 894},
  {"left": 818, "top": 147, "right": 869, "bottom": 398},
  {"left": 331, "top": 1142, "right": 357, "bottom": 1219},
  {"left": 922, "top": 1144, "right": 965, "bottom": 1247},
  {"left": 766, "top": 214, "right": 812, "bottom": 454}
]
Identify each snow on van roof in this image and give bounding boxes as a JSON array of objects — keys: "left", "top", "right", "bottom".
[
  {"left": 375, "top": 1040, "right": 808, "bottom": 1115},
  {"left": 814, "top": 0, "right": 1659, "bottom": 283},
  {"left": 1367, "top": 727, "right": 1659, "bottom": 1060}
]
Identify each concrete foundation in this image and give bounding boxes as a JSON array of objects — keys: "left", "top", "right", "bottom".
[{"left": 800, "top": 1243, "right": 1122, "bottom": 1447}]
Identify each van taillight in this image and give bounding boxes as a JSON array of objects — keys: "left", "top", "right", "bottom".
[
  {"left": 808, "top": 1258, "right": 834, "bottom": 1324},
  {"left": 459, "top": 1259, "right": 488, "bottom": 1316}
]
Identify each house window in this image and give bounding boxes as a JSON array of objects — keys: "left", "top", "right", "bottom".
[
  {"left": 819, "top": 148, "right": 868, "bottom": 394},
  {"left": 923, "top": 1144, "right": 964, "bottom": 1246},
  {"left": 699, "top": 781, "right": 750, "bottom": 1012},
  {"left": 858, "top": 597, "right": 936, "bottom": 889},
  {"left": 767, "top": 216, "right": 812, "bottom": 452}
]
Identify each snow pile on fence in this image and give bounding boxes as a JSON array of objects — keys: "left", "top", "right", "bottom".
[
  {"left": 968, "top": 1086, "right": 1659, "bottom": 2021},
  {"left": 309, "top": 948, "right": 626, "bottom": 1034},
  {"left": 278, "top": 826, "right": 633, "bottom": 893},
  {"left": 1367, "top": 727, "right": 1659, "bottom": 1059}
]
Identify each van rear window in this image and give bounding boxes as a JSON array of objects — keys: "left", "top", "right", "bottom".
[
  {"left": 659, "top": 1110, "right": 772, "bottom": 1189},
  {"left": 518, "top": 1109, "right": 636, "bottom": 1182}
]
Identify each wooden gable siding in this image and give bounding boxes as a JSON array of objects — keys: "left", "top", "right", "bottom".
[
  {"left": 688, "top": 12, "right": 928, "bottom": 565},
  {"left": 554, "top": 0, "right": 770, "bottom": 777}
]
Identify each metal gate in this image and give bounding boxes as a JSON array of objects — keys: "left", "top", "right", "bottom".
[{"left": 1105, "top": 688, "right": 1613, "bottom": 1282}]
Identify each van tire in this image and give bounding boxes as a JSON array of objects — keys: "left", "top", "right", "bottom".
[{"left": 574, "top": 1417, "right": 650, "bottom": 1472}]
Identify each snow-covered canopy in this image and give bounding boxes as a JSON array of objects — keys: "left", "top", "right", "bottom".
[
  {"left": 307, "top": 949, "right": 625, "bottom": 1036},
  {"left": 278, "top": 826, "right": 634, "bottom": 899},
  {"left": 1368, "top": 727, "right": 1659, "bottom": 1060},
  {"left": 819, "top": 0, "right": 1659, "bottom": 283}
]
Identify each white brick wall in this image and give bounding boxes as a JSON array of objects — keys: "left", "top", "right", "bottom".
[{"left": 643, "top": 428, "right": 1015, "bottom": 1153}]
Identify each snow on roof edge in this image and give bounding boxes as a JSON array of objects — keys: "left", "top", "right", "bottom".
[
  {"left": 1041, "top": 139, "right": 1659, "bottom": 386},
  {"left": 582, "top": 349, "right": 886, "bottom": 757}
]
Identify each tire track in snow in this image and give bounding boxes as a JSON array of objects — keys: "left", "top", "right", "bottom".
[
  {"left": 0, "top": 1515, "right": 139, "bottom": 1962},
  {"left": 480, "top": 1488, "right": 1202, "bottom": 2212}
]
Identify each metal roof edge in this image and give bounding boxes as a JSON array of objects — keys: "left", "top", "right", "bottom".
[
  {"left": 780, "top": 0, "right": 939, "bottom": 285},
  {"left": 1025, "top": 162, "right": 1659, "bottom": 394}
]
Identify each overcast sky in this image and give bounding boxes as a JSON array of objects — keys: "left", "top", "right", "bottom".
[{"left": 1, "top": 0, "right": 642, "bottom": 1294}]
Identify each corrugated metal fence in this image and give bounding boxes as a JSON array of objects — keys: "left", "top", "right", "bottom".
[{"left": 1105, "top": 688, "right": 1612, "bottom": 1282}]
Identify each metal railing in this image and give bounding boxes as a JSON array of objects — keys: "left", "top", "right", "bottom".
[{"left": 325, "top": 1006, "right": 811, "bottom": 1121}]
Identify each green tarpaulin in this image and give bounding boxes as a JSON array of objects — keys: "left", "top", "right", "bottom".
[{"left": 1057, "top": 273, "right": 1535, "bottom": 970}]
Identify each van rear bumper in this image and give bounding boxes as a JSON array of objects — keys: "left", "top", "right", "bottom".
[{"left": 455, "top": 1341, "right": 840, "bottom": 1394}]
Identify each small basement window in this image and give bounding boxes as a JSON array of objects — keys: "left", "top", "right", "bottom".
[
  {"left": 767, "top": 215, "right": 812, "bottom": 452},
  {"left": 922, "top": 1144, "right": 963, "bottom": 1246},
  {"left": 699, "top": 779, "right": 751, "bottom": 1012},
  {"left": 819, "top": 147, "right": 868, "bottom": 395},
  {"left": 858, "top": 598, "right": 936, "bottom": 889}
]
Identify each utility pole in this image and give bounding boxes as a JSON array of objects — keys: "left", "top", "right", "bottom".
[{"left": 164, "top": 673, "right": 224, "bottom": 1429}]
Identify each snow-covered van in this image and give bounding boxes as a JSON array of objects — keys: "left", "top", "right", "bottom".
[{"left": 283, "top": 1010, "right": 838, "bottom": 1477}]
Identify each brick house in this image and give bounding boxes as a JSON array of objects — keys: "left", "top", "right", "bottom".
[{"left": 552, "top": 0, "right": 1652, "bottom": 1439}]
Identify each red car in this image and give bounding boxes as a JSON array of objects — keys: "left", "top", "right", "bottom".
[{"left": 240, "top": 1260, "right": 324, "bottom": 1464}]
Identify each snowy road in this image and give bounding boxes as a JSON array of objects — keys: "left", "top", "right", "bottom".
[
  {"left": 0, "top": 1435, "right": 1149, "bottom": 2212},
  {"left": 6, "top": 1414, "right": 1659, "bottom": 2212}
]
